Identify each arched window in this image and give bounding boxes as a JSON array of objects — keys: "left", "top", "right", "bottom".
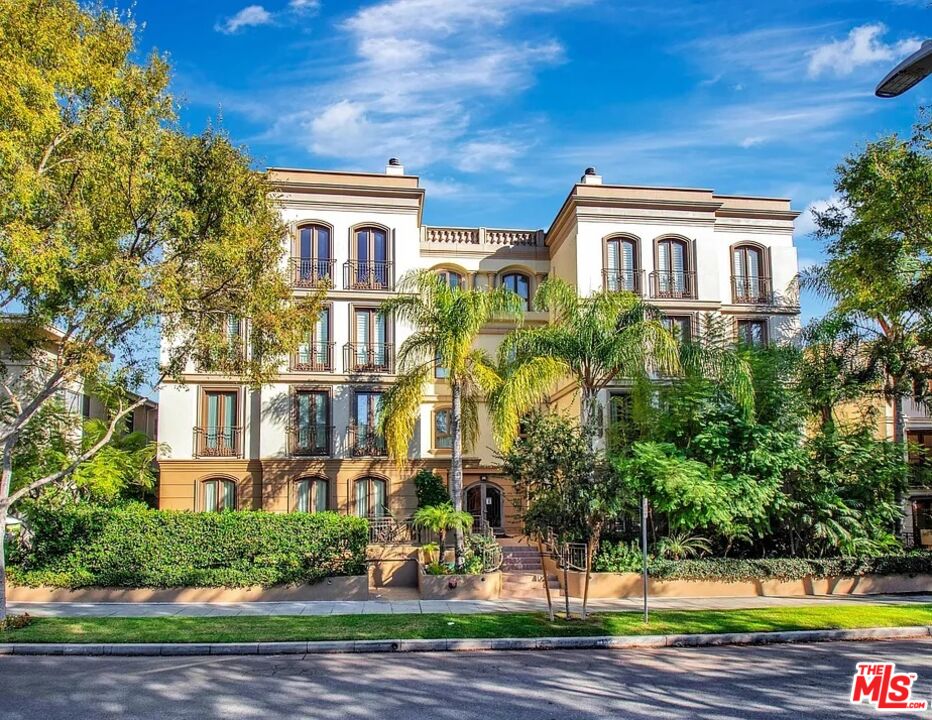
[
  {"left": 654, "top": 238, "right": 692, "bottom": 298},
  {"left": 354, "top": 476, "right": 387, "bottom": 518},
  {"left": 434, "top": 408, "right": 452, "bottom": 450},
  {"left": 501, "top": 272, "right": 531, "bottom": 310},
  {"left": 436, "top": 269, "right": 465, "bottom": 289},
  {"left": 352, "top": 226, "right": 390, "bottom": 289},
  {"left": 295, "top": 224, "right": 332, "bottom": 286},
  {"left": 605, "top": 237, "right": 640, "bottom": 293},
  {"left": 732, "top": 245, "right": 768, "bottom": 303},
  {"left": 295, "top": 477, "right": 329, "bottom": 513},
  {"left": 201, "top": 478, "right": 236, "bottom": 512}
]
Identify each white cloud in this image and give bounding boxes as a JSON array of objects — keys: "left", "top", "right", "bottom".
[
  {"left": 739, "top": 136, "right": 765, "bottom": 148},
  {"left": 258, "top": 0, "right": 584, "bottom": 168},
  {"left": 794, "top": 196, "right": 840, "bottom": 238},
  {"left": 215, "top": 5, "right": 273, "bottom": 34},
  {"left": 456, "top": 140, "right": 526, "bottom": 173},
  {"left": 807, "top": 24, "right": 921, "bottom": 77},
  {"left": 289, "top": 0, "right": 320, "bottom": 10}
]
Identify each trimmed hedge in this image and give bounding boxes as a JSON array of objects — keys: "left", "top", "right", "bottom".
[
  {"left": 594, "top": 545, "right": 932, "bottom": 581},
  {"left": 7, "top": 505, "right": 368, "bottom": 589}
]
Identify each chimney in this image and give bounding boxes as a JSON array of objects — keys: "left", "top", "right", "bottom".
[
  {"left": 580, "top": 166, "right": 602, "bottom": 185},
  {"left": 385, "top": 157, "right": 404, "bottom": 176}
]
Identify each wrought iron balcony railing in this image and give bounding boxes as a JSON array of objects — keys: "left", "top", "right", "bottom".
[
  {"left": 343, "top": 260, "right": 393, "bottom": 290},
  {"left": 348, "top": 424, "right": 388, "bottom": 457},
  {"left": 193, "top": 426, "right": 243, "bottom": 458},
  {"left": 289, "top": 424, "right": 332, "bottom": 457},
  {"left": 649, "top": 270, "right": 696, "bottom": 299},
  {"left": 344, "top": 343, "right": 393, "bottom": 374},
  {"left": 731, "top": 275, "right": 772, "bottom": 304},
  {"left": 602, "top": 268, "right": 644, "bottom": 295},
  {"left": 291, "top": 342, "right": 334, "bottom": 372},
  {"left": 291, "top": 257, "right": 335, "bottom": 288}
]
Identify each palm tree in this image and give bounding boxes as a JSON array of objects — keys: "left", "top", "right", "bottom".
[
  {"left": 490, "top": 278, "right": 681, "bottom": 451},
  {"left": 377, "top": 271, "right": 533, "bottom": 565},
  {"left": 412, "top": 503, "right": 475, "bottom": 566}
]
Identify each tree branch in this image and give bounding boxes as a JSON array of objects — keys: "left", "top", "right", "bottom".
[{"left": 3, "top": 392, "right": 151, "bottom": 509}]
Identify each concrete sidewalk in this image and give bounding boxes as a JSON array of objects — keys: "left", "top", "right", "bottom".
[{"left": 9, "top": 592, "right": 932, "bottom": 618}]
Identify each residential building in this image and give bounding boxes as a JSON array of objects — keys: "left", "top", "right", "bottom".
[
  {"left": 0, "top": 318, "right": 159, "bottom": 441},
  {"left": 156, "top": 163, "right": 801, "bottom": 533}
]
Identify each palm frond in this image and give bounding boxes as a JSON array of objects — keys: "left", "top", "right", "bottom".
[{"left": 377, "top": 365, "right": 430, "bottom": 461}]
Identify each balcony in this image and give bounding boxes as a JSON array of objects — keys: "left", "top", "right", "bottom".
[
  {"left": 602, "top": 269, "right": 644, "bottom": 295},
  {"left": 650, "top": 271, "right": 696, "bottom": 300},
  {"left": 291, "top": 342, "right": 334, "bottom": 372},
  {"left": 731, "top": 275, "right": 772, "bottom": 304},
  {"left": 193, "top": 426, "right": 242, "bottom": 458},
  {"left": 290, "top": 257, "right": 335, "bottom": 288},
  {"left": 344, "top": 343, "right": 393, "bottom": 374},
  {"left": 343, "top": 260, "right": 393, "bottom": 290},
  {"left": 348, "top": 424, "right": 388, "bottom": 457},
  {"left": 289, "top": 424, "right": 333, "bottom": 457}
]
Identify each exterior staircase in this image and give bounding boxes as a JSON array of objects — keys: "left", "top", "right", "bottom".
[{"left": 499, "top": 541, "right": 562, "bottom": 599}]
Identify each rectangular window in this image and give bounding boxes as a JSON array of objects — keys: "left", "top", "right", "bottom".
[
  {"left": 294, "top": 390, "right": 329, "bottom": 455},
  {"left": 434, "top": 409, "right": 452, "bottom": 449},
  {"left": 661, "top": 315, "right": 692, "bottom": 342},
  {"left": 736, "top": 319, "right": 767, "bottom": 346},
  {"left": 352, "top": 390, "right": 385, "bottom": 455},
  {"left": 203, "top": 390, "right": 238, "bottom": 454},
  {"left": 353, "top": 308, "right": 388, "bottom": 370},
  {"left": 296, "top": 308, "right": 331, "bottom": 370}
]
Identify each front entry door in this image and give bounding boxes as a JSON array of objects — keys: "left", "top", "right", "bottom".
[{"left": 465, "top": 483, "right": 503, "bottom": 530}]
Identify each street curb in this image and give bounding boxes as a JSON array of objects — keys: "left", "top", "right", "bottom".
[{"left": 1, "top": 625, "right": 930, "bottom": 656}]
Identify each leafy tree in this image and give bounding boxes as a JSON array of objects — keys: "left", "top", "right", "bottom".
[
  {"left": 377, "top": 271, "right": 526, "bottom": 566},
  {"left": 412, "top": 469, "right": 448, "bottom": 509},
  {"left": 0, "top": 0, "right": 322, "bottom": 618},
  {"left": 500, "top": 412, "right": 626, "bottom": 617},
  {"left": 805, "top": 111, "right": 932, "bottom": 453}
]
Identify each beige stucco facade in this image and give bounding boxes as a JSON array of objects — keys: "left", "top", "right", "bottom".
[{"left": 157, "top": 163, "right": 800, "bottom": 536}]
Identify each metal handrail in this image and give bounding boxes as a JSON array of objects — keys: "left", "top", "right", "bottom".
[
  {"left": 602, "top": 268, "right": 644, "bottom": 295},
  {"left": 348, "top": 424, "right": 388, "bottom": 457},
  {"left": 731, "top": 274, "right": 772, "bottom": 304},
  {"left": 649, "top": 270, "right": 696, "bottom": 299},
  {"left": 291, "top": 342, "right": 334, "bottom": 372},
  {"left": 344, "top": 260, "right": 393, "bottom": 290},
  {"left": 291, "top": 257, "right": 335, "bottom": 288},
  {"left": 193, "top": 426, "right": 243, "bottom": 458},
  {"left": 344, "top": 343, "right": 394, "bottom": 374},
  {"left": 289, "top": 424, "right": 333, "bottom": 457}
]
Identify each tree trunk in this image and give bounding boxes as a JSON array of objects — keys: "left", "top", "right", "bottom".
[
  {"left": 580, "top": 386, "right": 599, "bottom": 454},
  {"left": 893, "top": 393, "right": 908, "bottom": 537},
  {"left": 562, "top": 549, "right": 571, "bottom": 620},
  {"left": 450, "top": 380, "right": 465, "bottom": 568},
  {"left": 537, "top": 538, "right": 554, "bottom": 622},
  {"left": 581, "top": 542, "right": 592, "bottom": 620}
]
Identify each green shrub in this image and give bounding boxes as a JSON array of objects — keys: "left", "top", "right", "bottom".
[
  {"left": 593, "top": 548, "right": 932, "bottom": 581},
  {"left": 8, "top": 505, "right": 368, "bottom": 589}
]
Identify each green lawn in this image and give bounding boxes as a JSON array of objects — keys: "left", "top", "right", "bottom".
[{"left": 2, "top": 604, "right": 932, "bottom": 644}]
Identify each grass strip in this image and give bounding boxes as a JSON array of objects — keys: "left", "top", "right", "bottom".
[{"left": 2, "top": 604, "right": 931, "bottom": 644}]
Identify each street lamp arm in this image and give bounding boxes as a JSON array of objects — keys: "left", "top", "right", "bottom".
[{"left": 876, "top": 40, "right": 932, "bottom": 98}]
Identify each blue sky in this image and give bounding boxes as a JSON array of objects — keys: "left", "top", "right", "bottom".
[{"left": 132, "top": 0, "right": 930, "bottom": 322}]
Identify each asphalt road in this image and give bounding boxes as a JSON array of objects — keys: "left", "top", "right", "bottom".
[{"left": 1, "top": 640, "right": 930, "bottom": 719}]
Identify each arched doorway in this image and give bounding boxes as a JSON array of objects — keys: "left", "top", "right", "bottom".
[{"left": 465, "top": 481, "right": 503, "bottom": 531}]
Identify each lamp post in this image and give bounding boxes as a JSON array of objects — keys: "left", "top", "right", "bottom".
[
  {"left": 641, "top": 495, "right": 649, "bottom": 623},
  {"left": 876, "top": 40, "right": 932, "bottom": 98}
]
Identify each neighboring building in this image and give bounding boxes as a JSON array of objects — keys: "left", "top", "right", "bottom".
[
  {"left": 156, "top": 163, "right": 800, "bottom": 533},
  {"left": 893, "top": 400, "right": 932, "bottom": 547},
  {"left": 0, "top": 318, "right": 158, "bottom": 441}
]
